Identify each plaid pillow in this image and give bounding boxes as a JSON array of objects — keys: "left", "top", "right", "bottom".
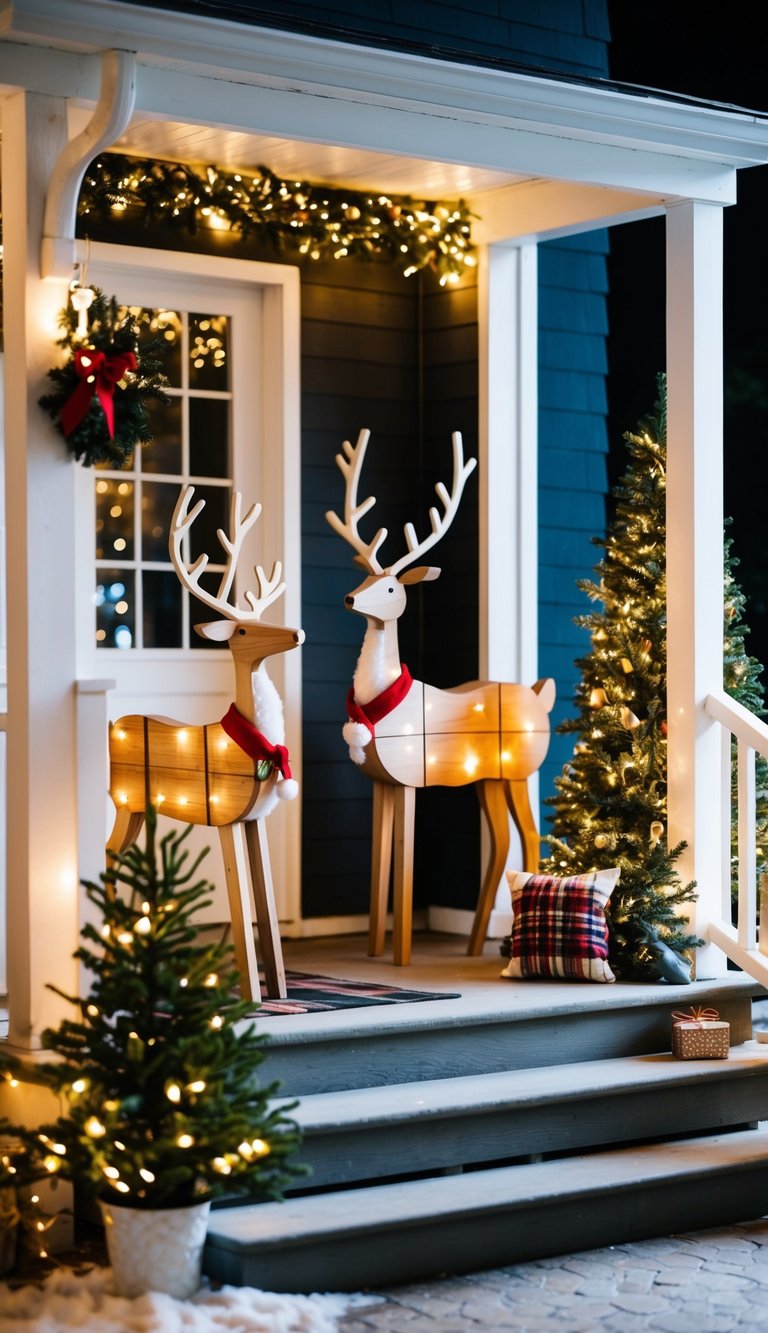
[{"left": 500, "top": 868, "right": 620, "bottom": 983}]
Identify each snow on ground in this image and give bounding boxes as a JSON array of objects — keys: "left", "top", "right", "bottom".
[{"left": 0, "top": 1267, "right": 354, "bottom": 1332}]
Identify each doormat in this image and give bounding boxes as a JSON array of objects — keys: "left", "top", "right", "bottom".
[{"left": 254, "top": 972, "right": 461, "bottom": 1016}]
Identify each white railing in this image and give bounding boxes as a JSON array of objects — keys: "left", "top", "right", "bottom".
[{"left": 704, "top": 689, "right": 768, "bottom": 983}]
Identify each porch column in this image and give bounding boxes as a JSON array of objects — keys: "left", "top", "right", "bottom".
[
  {"left": 477, "top": 241, "right": 538, "bottom": 936},
  {"left": 666, "top": 200, "right": 727, "bottom": 978},
  {"left": 2, "top": 91, "right": 81, "bottom": 1046}
]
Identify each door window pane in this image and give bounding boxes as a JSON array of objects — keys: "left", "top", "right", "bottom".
[
  {"left": 143, "top": 571, "right": 182, "bottom": 648},
  {"left": 190, "top": 398, "right": 229, "bottom": 478},
  {"left": 188, "top": 485, "right": 231, "bottom": 566},
  {"left": 96, "top": 479, "right": 134, "bottom": 561},
  {"left": 142, "top": 397, "right": 183, "bottom": 475},
  {"left": 96, "top": 570, "right": 136, "bottom": 648},
  {"left": 141, "top": 482, "right": 181, "bottom": 563},
  {"left": 189, "top": 314, "right": 229, "bottom": 391}
]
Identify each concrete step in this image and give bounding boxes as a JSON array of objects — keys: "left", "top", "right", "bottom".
[
  {"left": 204, "top": 1126, "right": 768, "bottom": 1292},
  {"left": 256, "top": 975, "right": 758, "bottom": 1095},
  {"left": 283, "top": 1044, "right": 768, "bottom": 1188}
]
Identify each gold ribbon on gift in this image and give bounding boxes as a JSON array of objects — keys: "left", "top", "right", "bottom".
[{"left": 672, "top": 1006, "right": 720, "bottom": 1026}]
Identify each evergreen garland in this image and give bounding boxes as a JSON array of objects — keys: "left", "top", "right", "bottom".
[
  {"left": 39, "top": 289, "right": 170, "bottom": 468},
  {"left": 78, "top": 152, "right": 476, "bottom": 285},
  {"left": 540, "top": 377, "right": 701, "bottom": 980},
  {"left": 37, "top": 811, "right": 302, "bottom": 1210}
]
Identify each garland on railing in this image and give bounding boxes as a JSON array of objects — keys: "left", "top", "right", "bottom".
[{"left": 78, "top": 153, "right": 477, "bottom": 285}]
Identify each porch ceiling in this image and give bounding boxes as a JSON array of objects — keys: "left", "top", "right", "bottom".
[{"left": 68, "top": 109, "right": 532, "bottom": 198}]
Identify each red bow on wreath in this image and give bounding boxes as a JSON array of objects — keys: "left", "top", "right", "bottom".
[{"left": 60, "top": 348, "right": 137, "bottom": 439}]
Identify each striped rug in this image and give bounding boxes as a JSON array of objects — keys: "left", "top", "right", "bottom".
[{"left": 255, "top": 972, "right": 460, "bottom": 1016}]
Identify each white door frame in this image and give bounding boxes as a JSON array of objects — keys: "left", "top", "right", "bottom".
[{"left": 76, "top": 243, "right": 303, "bottom": 927}]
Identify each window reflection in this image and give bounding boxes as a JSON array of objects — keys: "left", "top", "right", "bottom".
[
  {"left": 95, "top": 478, "right": 134, "bottom": 560},
  {"left": 96, "top": 570, "right": 136, "bottom": 648},
  {"left": 189, "top": 313, "right": 229, "bottom": 391},
  {"left": 142, "top": 482, "right": 181, "bottom": 563}
]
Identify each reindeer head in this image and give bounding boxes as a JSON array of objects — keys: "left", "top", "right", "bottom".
[
  {"left": 170, "top": 486, "right": 304, "bottom": 661},
  {"left": 326, "top": 429, "right": 477, "bottom": 623}
]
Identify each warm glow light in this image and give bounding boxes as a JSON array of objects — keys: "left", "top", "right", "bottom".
[
  {"left": 134, "top": 916, "right": 151, "bottom": 935},
  {"left": 472, "top": 703, "right": 484, "bottom": 713},
  {"left": 103, "top": 1166, "right": 120, "bottom": 1180},
  {"left": 71, "top": 1079, "right": 88, "bottom": 1094},
  {"left": 210, "top": 1015, "right": 224, "bottom": 1030},
  {"left": 139, "top": 1168, "right": 155, "bottom": 1182},
  {"left": 114, "top": 1181, "right": 131, "bottom": 1194},
  {"left": 177, "top": 1133, "right": 194, "bottom": 1149},
  {"left": 251, "top": 1138, "right": 271, "bottom": 1157},
  {"left": 213, "top": 1156, "right": 231, "bottom": 1174},
  {"left": 463, "top": 754, "right": 479, "bottom": 776},
  {"left": 203, "top": 973, "right": 218, "bottom": 987},
  {"left": 187, "top": 1080, "right": 206, "bottom": 1093},
  {"left": 44, "top": 1155, "right": 62, "bottom": 1173},
  {"left": 177, "top": 729, "right": 188, "bottom": 743},
  {"left": 165, "top": 1082, "right": 182, "bottom": 1103}
]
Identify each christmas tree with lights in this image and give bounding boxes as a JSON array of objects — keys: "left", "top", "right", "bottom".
[
  {"left": 37, "top": 810, "right": 302, "bottom": 1209},
  {"left": 543, "top": 379, "right": 700, "bottom": 980},
  {"left": 542, "top": 376, "right": 768, "bottom": 978}
]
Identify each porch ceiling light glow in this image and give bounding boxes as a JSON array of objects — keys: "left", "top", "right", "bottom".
[{"left": 77, "top": 153, "right": 476, "bottom": 284}]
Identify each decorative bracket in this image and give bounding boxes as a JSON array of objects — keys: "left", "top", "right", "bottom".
[{"left": 40, "top": 49, "right": 137, "bottom": 279}]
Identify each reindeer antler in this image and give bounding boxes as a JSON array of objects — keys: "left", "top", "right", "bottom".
[
  {"left": 170, "top": 485, "right": 286, "bottom": 621},
  {"left": 389, "top": 432, "right": 477, "bottom": 576},
  {"left": 325, "top": 429, "right": 389, "bottom": 574}
]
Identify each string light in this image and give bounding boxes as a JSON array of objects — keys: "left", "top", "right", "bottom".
[{"left": 79, "top": 153, "right": 476, "bottom": 284}]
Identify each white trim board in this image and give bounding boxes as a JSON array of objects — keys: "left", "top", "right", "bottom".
[{"left": 4, "top": 11, "right": 768, "bottom": 207}]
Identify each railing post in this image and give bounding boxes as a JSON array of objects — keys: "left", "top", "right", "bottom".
[{"left": 737, "top": 739, "right": 757, "bottom": 950}]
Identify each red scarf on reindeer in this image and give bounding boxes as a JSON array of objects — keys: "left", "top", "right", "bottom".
[
  {"left": 346, "top": 664, "right": 414, "bottom": 739},
  {"left": 220, "top": 703, "right": 293, "bottom": 779}
]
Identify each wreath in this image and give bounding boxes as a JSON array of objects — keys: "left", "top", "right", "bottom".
[{"left": 39, "top": 289, "right": 171, "bottom": 468}]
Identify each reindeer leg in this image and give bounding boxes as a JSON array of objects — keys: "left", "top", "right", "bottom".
[
  {"left": 392, "top": 786, "right": 415, "bottom": 966},
  {"left": 105, "top": 809, "right": 146, "bottom": 894},
  {"left": 245, "top": 819, "right": 287, "bottom": 1000},
  {"left": 369, "top": 782, "right": 395, "bottom": 957},
  {"left": 469, "top": 780, "right": 511, "bottom": 956},
  {"left": 218, "top": 824, "right": 262, "bottom": 1004},
  {"left": 506, "top": 778, "right": 540, "bottom": 872}
]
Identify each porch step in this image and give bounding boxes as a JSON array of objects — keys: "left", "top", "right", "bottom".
[
  {"left": 284, "top": 1047, "right": 768, "bottom": 1188},
  {"left": 256, "top": 976, "right": 758, "bottom": 1094},
  {"left": 204, "top": 1127, "right": 768, "bottom": 1292}
]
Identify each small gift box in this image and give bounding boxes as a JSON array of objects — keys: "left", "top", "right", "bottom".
[{"left": 671, "top": 1007, "right": 730, "bottom": 1059}]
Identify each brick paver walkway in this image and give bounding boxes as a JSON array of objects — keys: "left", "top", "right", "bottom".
[{"left": 338, "top": 1221, "right": 768, "bottom": 1330}]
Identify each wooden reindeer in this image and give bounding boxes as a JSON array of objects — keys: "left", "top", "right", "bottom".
[
  {"left": 107, "top": 486, "right": 304, "bottom": 1002},
  {"left": 326, "top": 429, "right": 555, "bottom": 964}
]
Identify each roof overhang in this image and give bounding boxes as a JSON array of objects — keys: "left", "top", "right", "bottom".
[{"left": 3, "top": 0, "right": 768, "bottom": 238}]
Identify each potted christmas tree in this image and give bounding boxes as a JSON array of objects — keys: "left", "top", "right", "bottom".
[{"left": 37, "top": 809, "right": 302, "bottom": 1299}]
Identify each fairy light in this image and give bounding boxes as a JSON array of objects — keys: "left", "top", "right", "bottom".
[{"left": 79, "top": 153, "right": 475, "bottom": 283}]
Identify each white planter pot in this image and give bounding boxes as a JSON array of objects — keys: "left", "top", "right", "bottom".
[{"left": 100, "top": 1196, "right": 211, "bottom": 1299}]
